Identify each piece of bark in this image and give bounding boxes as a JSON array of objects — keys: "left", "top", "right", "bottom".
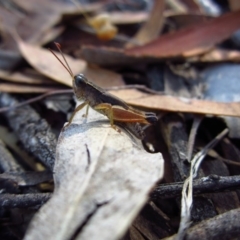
[
  {"left": 122, "top": 226, "right": 146, "bottom": 240},
  {"left": 0, "top": 138, "right": 23, "bottom": 172},
  {"left": 0, "top": 92, "right": 56, "bottom": 170},
  {"left": 168, "top": 208, "right": 240, "bottom": 240},
  {"left": 221, "top": 138, "right": 240, "bottom": 176},
  {"left": 0, "top": 171, "right": 52, "bottom": 187},
  {"left": 132, "top": 201, "right": 173, "bottom": 239},
  {"left": 24, "top": 104, "right": 164, "bottom": 240},
  {"left": 0, "top": 193, "right": 51, "bottom": 208},
  {"left": 160, "top": 114, "right": 189, "bottom": 181},
  {"left": 160, "top": 113, "right": 217, "bottom": 222}
]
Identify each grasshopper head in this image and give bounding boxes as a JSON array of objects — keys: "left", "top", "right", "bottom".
[
  {"left": 73, "top": 74, "right": 88, "bottom": 100},
  {"left": 74, "top": 74, "right": 87, "bottom": 86}
]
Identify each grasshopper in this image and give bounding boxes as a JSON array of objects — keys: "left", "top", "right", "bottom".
[{"left": 50, "top": 43, "right": 158, "bottom": 139}]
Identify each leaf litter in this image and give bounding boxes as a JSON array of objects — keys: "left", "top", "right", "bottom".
[
  {"left": 0, "top": 1, "right": 240, "bottom": 240},
  {"left": 16, "top": 39, "right": 124, "bottom": 88},
  {"left": 24, "top": 106, "right": 164, "bottom": 240}
]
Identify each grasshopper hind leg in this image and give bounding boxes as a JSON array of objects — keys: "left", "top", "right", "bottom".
[
  {"left": 107, "top": 107, "right": 122, "bottom": 133},
  {"left": 94, "top": 103, "right": 121, "bottom": 133}
]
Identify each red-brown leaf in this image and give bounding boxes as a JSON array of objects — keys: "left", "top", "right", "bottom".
[{"left": 125, "top": 9, "right": 240, "bottom": 58}]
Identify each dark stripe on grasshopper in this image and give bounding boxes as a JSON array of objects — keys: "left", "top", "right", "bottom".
[{"left": 145, "top": 112, "right": 158, "bottom": 124}]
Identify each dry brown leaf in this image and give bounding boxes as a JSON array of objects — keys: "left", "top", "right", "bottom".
[
  {"left": 83, "top": 65, "right": 124, "bottom": 88},
  {"left": 24, "top": 105, "right": 164, "bottom": 240},
  {"left": 80, "top": 45, "right": 157, "bottom": 67},
  {"left": 167, "top": 14, "right": 211, "bottom": 28},
  {"left": 229, "top": 0, "right": 240, "bottom": 11},
  {"left": 0, "top": 2, "right": 64, "bottom": 52},
  {"left": 109, "top": 89, "right": 240, "bottom": 118},
  {"left": 1, "top": 0, "right": 101, "bottom": 47},
  {"left": 190, "top": 49, "right": 240, "bottom": 62},
  {"left": 16, "top": 40, "right": 124, "bottom": 87},
  {"left": 166, "top": 0, "right": 188, "bottom": 13},
  {"left": 74, "top": 11, "right": 148, "bottom": 41},
  {"left": 126, "top": 0, "right": 165, "bottom": 47},
  {"left": 0, "top": 69, "right": 56, "bottom": 85},
  {"left": 0, "top": 83, "right": 62, "bottom": 93},
  {"left": 0, "top": 6, "right": 21, "bottom": 51},
  {"left": 17, "top": 40, "right": 85, "bottom": 86},
  {"left": 59, "top": 2, "right": 102, "bottom": 19},
  {"left": 125, "top": 9, "right": 240, "bottom": 58},
  {"left": 35, "top": 26, "right": 65, "bottom": 46},
  {"left": 108, "top": 11, "right": 148, "bottom": 25},
  {"left": 180, "top": 0, "right": 202, "bottom": 13},
  {"left": 1, "top": 0, "right": 62, "bottom": 45},
  {"left": 79, "top": 14, "right": 212, "bottom": 66}
]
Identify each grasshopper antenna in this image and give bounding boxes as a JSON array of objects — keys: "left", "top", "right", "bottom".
[{"left": 49, "top": 42, "right": 74, "bottom": 78}]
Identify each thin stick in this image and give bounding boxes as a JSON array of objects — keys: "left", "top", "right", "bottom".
[
  {"left": 187, "top": 115, "right": 203, "bottom": 162},
  {"left": 0, "top": 89, "right": 72, "bottom": 113},
  {"left": 0, "top": 85, "right": 162, "bottom": 113}
]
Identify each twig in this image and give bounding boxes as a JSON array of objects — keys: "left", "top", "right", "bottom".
[
  {"left": 0, "top": 89, "right": 72, "bottom": 113},
  {"left": 151, "top": 175, "right": 240, "bottom": 199},
  {"left": 0, "top": 171, "right": 52, "bottom": 187},
  {"left": 176, "top": 128, "right": 229, "bottom": 240},
  {"left": 187, "top": 115, "right": 203, "bottom": 162},
  {"left": 207, "top": 149, "right": 240, "bottom": 167}
]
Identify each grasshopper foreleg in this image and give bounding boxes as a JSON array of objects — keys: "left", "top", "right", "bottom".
[
  {"left": 66, "top": 101, "right": 88, "bottom": 126},
  {"left": 82, "top": 104, "right": 90, "bottom": 118}
]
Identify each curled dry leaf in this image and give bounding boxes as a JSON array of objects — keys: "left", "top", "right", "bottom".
[
  {"left": 16, "top": 40, "right": 124, "bottom": 87},
  {"left": 0, "top": 69, "right": 56, "bottom": 85},
  {"left": 24, "top": 105, "right": 164, "bottom": 240},
  {"left": 80, "top": 45, "right": 157, "bottom": 67},
  {"left": 1, "top": 0, "right": 68, "bottom": 46},
  {"left": 126, "top": 0, "right": 165, "bottom": 47},
  {"left": 109, "top": 89, "right": 240, "bottom": 117},
  {"left": 0, "top": 83, "right": 62, "bottom": 93},
  {"left": 82, "top": 65, "right": 124, "bottom": 88},
  {"left": 16, "top": 39, "right": 85, "bottom": 87}
]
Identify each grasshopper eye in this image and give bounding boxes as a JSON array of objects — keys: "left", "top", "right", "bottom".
[{"left": 74, "top": 74, "right": 86, "bottom": 86}]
